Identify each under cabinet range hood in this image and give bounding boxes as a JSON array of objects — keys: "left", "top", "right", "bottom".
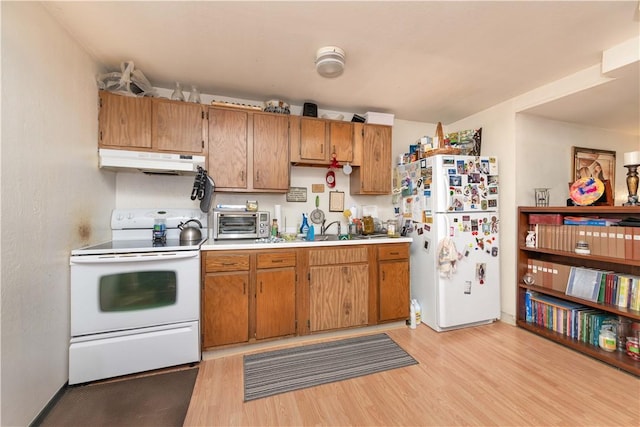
[{"left": 99, "top": 149, "right": 205, "bottom": 175}]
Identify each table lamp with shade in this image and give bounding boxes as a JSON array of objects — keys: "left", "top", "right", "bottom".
[{"left": 623, "top": 151, "right": 640, "bottom": 206}]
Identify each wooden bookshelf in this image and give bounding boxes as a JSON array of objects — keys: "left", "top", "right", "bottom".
[{"left": 517, "top": 206, "right": 640, "bottom": 376}]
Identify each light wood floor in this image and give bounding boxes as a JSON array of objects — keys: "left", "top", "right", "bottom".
[{"left": 184, "top": 321, "right": 640, "bottom": 426}]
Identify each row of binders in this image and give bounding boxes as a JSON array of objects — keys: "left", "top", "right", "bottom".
[
  {"left": 531, "top": 224, "right": 640, "bottom": 260},
  {"left": 524, "top": 290, "right": 618, "bottom": 344},
  {"left": 525, "top": 260, "right": 640, "bottom": 311}
]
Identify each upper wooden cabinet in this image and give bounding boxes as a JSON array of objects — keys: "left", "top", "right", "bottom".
[
  {"left": 208, "top": 107, "right": 290, "bottom": 193},
  {"left": 253, "top": 113, "right": 290, "bottom": 191},
  {"left": 98, "top": 91, "right": 205, "bottom": 154},
  {"left": 98, "top": 91, "right": 152, "bottom": 149},
  {"left": 208, "top": 108, "right": 248, "bottom": 189},
  {"left": 152, "top": 98, "right": 206, "bottom": 154},
  {"left": 350, "top": 123, "right": 392, "bottom": 195},
  {"left": 290, "top": 116, "right": 355, "bottom": 165}
]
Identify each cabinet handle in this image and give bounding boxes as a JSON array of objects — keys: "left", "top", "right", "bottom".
[
  {"left": 382, "top": 271, "right": 386, "bottom": 281},
  {"left": 260, "top": 281, "right": 263, "bottom": 293},
  {"left": 222, "top": 262, "right": 236, "bottom": 266},
  {"left": 272, "top": 259, "right": 283, "bottom": 263},
  {"left": 390, "top": 252, "right": 399, "bottom": 255},
  {"left": 256, "top": 171, "right": 260, "bottom": 182},
  {"left": 243, "top": 282, "right": 246, "bottom": 294},
  {"left": 320, "top": 144, "right": 323, "bottom": 154}
]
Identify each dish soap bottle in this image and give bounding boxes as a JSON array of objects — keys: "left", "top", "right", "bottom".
[{"left": 300, "top": 213, "right": 310, "bottom": 236}]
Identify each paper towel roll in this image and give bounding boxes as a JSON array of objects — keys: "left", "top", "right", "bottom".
[{"left": 274, "top": 205, "right": 282, "bottom": 227}]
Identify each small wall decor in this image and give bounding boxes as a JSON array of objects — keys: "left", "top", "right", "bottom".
[
  {"left": 286, "top": 187, "right": 307, "bottom": 202},
  {"left": 329, "top": 191, "right": 345, "bottom": 212}
]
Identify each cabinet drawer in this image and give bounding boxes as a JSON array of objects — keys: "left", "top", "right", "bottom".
[
  {"left": 378, "top": 244, "right": 409, "bottom": 261},
  {"left": 309, "top": 246, "right": 368, "bottom": 265},
  {"left": 257, "top": 251, "right": 296, "bottom": 269},
  {"left": 204, "top": 252, "right": 250, "bottom": 272}
]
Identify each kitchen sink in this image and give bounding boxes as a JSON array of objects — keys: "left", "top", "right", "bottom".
[
  {"left": 351, "top": 233, "right": 390, "bottom": 240},
  {"left": 313, "top": 234, "right": 340, "bottom": 241}
]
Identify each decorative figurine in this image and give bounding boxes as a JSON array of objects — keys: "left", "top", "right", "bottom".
[{"left": 525, "top": 230, "right": 536, "bottom": 248}]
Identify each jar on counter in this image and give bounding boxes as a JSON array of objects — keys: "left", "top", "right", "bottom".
[
  {"left": 598, "top": 327, "right": 617, "bottom": 352},
  {"left": 363, "top": 216, "right": 374, "bottom": 235},
  {"left": 386, "top": 220, "right": 397, "bottom": 236}
]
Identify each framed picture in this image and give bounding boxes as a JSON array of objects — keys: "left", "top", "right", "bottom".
[
  {"left": 329, "top": 191, "right": 344, "bottom": 212},
  {"left": 572, "top": 146, "right": 616, "bottom": 190}
]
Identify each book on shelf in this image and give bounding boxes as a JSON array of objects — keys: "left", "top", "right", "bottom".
[
  {"left": 524, "top": 291, "right": 614, "bottom": 341},
  {"left": 529, "top": 223, "right": 637, "bottom": 259},
  {"left": 565, "top": 267, "right": 602, "bottom": 302},
  {"left": 563, "top": 216, "right": 622, "bottom": 226}
]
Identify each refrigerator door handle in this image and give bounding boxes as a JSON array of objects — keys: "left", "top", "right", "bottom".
[{"left": 437, "top": 167, "right": 448, "bottom": 213}]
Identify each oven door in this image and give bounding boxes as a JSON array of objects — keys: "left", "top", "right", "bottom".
[{"left": 70, "top": 251, "right": 200, "bottom": 336}]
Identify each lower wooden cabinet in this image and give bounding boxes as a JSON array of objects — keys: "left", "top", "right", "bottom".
[
  {"left": 202, "top": 242, "right": 410, "bottom": 349},
  {"left": 378, "top": 244, "right": 410, "bottom": 322},
  {"left": 308, "top": 246, "right": 369, "bottom": 332},
  {"left": 309, "top": 264, "right": 369, "bottom": 331},
  {"left": 255, "top": 252, "right": 297, "bottom": 340},
  {"left": 202, "top": 252, "right": 250, "bottom": 348},
  {"left": 203, "top": 273, "right": 249, "bottom": 347}
]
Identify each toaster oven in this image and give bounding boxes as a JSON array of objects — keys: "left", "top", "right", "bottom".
[{"left": 212, "top": 210, "right": 270, "bottom": 240}]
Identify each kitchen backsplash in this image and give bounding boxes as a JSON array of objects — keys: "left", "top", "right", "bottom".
[{"left": 115, "top": 166, "right": 393, "bottom": 233}]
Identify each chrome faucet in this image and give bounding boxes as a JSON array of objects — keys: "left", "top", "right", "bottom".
[{"left": 321, "top": 220, "right": 341, "bottom": 235}]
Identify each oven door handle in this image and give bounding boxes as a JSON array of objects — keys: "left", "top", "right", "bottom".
[{"left": 70, "top": 251, "right": 199, "bottom": 264}]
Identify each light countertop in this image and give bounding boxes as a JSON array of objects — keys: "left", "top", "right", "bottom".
[{"left": 201, "top": 236, "right": 412, "bottom": 250}]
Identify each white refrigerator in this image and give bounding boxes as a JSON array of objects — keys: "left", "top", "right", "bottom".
[{"left": 396, "top": 155, "right": 500, "bottom": 331}]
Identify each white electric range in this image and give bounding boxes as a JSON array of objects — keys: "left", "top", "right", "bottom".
[{"left": 69, "top": 208, "right": 207, "bottom": 385}]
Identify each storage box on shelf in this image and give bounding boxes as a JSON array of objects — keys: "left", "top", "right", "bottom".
[
  {"left": 364, "top": 112, "right": 394, "bottom": 126},
  {"left": 517, "top": 206, "right": 640, "bottom": 376}
]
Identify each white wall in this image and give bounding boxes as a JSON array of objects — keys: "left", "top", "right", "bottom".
[
  {"left": 1, "top": 3, "right": 115, "bottom": 425},
  {"left": 516, "top": 114, "right": 638, "bottom": 207}
]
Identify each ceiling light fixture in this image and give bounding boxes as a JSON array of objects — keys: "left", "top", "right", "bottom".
[{"left": 315, "top": 46, "right": 345, "bottom": 78}]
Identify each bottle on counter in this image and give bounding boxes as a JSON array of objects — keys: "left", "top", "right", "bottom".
[
  {"left": 300, "top": 213, "right": 310, "bottom": 236},
  {"left": 271, "top": 219, "right": 279, "bottom": 237},
  {"left": 153, "top": 217, "right": 166, "bottom": 243},
  {"left": 306, "top": 224, "right": 315, "bottom": 241}
]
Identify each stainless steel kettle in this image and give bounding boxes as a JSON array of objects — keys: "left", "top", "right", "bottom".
[{"left": 178, "top": 219, "right": 203, "bottom": 242}]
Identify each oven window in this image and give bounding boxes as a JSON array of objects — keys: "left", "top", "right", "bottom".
[
  {"left": 99, "top": 271, "right": 177, "bottom": 312},
  {"left": 219, "top": 215, "right": 256, "bottom": 235}
]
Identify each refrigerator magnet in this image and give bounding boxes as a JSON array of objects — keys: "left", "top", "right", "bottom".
[{"left": 476, "top": 263, "right": 486, "bottom": 284}]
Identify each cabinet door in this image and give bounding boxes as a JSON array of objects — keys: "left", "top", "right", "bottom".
[
  {"left": 208, "top": 108, "right": 248, "bottom": 189},
  {"left": 253, "top": 113, "right": 290, "bottom": 191},
  {"left": 362, "top": 124, "right": 392, "bottom": 193},
  {"left": 203, "top": 273, "right": 249, "bottom": 348},
  {"left": 329, "top": 121, "right": 353, "bottom": 162},
  {"left": 309, "top": 264, "right": 369, "bottom": 331},
  {"left": 379, "top": 261, "right": 410, "bottom": 321},
  {"left": 299, "top": 118, "right": 326, "bottom": 160},
  {"left": 351, "top": 124, "right": 392, "bottom": 194},
  {"left": 152, "top": 98, "right": 204, "bottom": 153},
  {"left": 255, "top": 269, "right": 296, "bottom": 339},
  {"left": 98, "top": 91, "right": 151, "bottom": 149}
]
